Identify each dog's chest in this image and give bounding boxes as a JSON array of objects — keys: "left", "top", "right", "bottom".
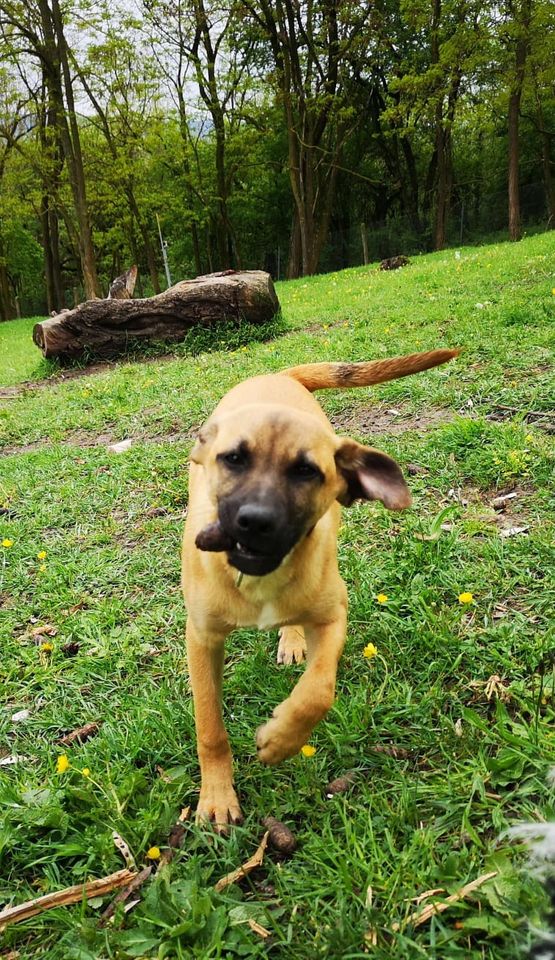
[
  {"left": 255, "top": 603, "right": 280, "bottom": 630},
  {"left": 234, "top": 583, "right": 284, "bottom": 630}
]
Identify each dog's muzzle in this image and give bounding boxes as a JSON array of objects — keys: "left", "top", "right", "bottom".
[{"left": 195, "top": 499, "right": 302, "bottom": 577}]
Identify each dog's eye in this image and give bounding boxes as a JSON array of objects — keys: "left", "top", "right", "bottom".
[
  {"left": 289, "top": 460, "right": 322, "bottom": 481},
  {"left": 221, "top": 450, "right": 248, "bottom": 469}
]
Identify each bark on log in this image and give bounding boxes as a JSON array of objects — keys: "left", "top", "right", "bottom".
[{"left": 33, "top": 270, "right": 280, "bottom": 360}]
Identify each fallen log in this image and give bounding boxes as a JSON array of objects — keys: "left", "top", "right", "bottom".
[{"left": 33, "top": 270, "right": 280, "bottom": 360}]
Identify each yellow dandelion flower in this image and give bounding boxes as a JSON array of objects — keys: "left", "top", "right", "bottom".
[
  {"left": 458, "top": 592, "right": 474, "bottom": 604},
  {"left": 56, "top": 754, "right": 70, "bottom": 774},
  {"left": 38, "top": 563, "right": 47, "bottom": 573},
  {"left": 81, "top": 768, "right": 91, "bottom": 778},
  {"left": 363, "top": 642, "right": 378, "bottom": 659},
  {"left": 376, "top": 593, "right": 388, "bottom": 604},
  {"left": 40, "top": 641, "right": 54, "bottom": 652},
  {"left": 301, "top": 744, "right": 316, "bottom": 757},
  {"left": 146, "top": 846, "right": 161, "bottom": 860},
  {"left": 37, "top": 550, "right": 47, "bottom": 560},
  {"left": 552, "top": 288, "right": 555, "bottom": 295},
  {"left": 2, "top": 539, "right": 14, "bottom": 548}
]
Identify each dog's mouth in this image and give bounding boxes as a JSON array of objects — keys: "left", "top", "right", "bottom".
[
  {"left": 194, "top": 520, "right": 286, "bottom": 576},
  {"left": 227, "top": 540, "right": 285, "bottom": 576}
]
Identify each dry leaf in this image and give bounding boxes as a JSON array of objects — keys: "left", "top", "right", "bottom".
[
  {"left": 160, "top": 807, "right": 192, "bottom": 865},
  {"left": 30, "top": 624, "right": 57, "bottom": 638},
  {"left": 0, "top": 755, "right": 29, "bottom": 766},
  {"left": 112, "top": 832, "right": 136, "bottom": 869},
  {"left": 469, "top": 675, "right": 511, "bottom": 703},
  {"left": 107, "top": 439, "right": 133, "bottom": 453},
  {"left": 214, "top": 832, "right": 269, "bottom": 892},
  {"left": 500, "top": 525, "right": 529, "bottom": 538},
  {"left": 11, "top": 709, "right": 30, "bottom": 723}
]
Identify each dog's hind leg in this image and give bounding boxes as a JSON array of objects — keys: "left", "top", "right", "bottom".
[
  {"left": 277, "top": 626, "right": 306, "bottom": 665},
  {"left": 257, "top": 603, "right": 347, "bottom": 764},
  {"left": 186, "top": 619, "right": 243, "bottom": 830}
]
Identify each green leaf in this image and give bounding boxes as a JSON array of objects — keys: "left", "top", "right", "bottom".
[{"left": 116, "top": 929, "right": 161, "bottom": 957}]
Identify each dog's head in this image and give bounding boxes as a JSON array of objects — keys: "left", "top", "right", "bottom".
[{"left": 191, "top": 404, "right": 411, "bottom": 576}]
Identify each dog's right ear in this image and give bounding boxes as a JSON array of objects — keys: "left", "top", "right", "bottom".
[
  {"left": 335, "top": 438, "right": 411, "bottom": 510},
  {"left": 190, "top": 421, "right": 218, "bottom": 464}
]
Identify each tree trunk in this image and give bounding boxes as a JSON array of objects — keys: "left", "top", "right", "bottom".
[
  {"left": 42, "top": 0, "right": 101, "bottom": 297},
  {"left": 287, "top": 211, "right": 302, "bottom": 279},
  {"left": 0, "top": 239, "right": 16, "bottom": 322},
  {"left": 508, "top": 90, "right": 522, "bottom": 241},
  {"left": 533, "top": 72, "right": 555, "bottom": 226},
  {"left": 507, "top": 0, "right": 531, "bottom": 241},
  {"left": 32, "top": 270, "right": 280, "bottom": 360}
]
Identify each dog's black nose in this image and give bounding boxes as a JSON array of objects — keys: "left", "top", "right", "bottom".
[{"left": 236, "top": 504, "right": 277, "bottom": 535}]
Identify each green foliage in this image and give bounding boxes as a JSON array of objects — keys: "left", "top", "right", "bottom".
[{"left": 0, "top": 0, "right": 554, "bottom": 316}]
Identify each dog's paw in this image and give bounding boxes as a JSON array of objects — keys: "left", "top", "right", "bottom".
[
  {"left": 277, "top": 626, "right": 306, "bottom": 665},
  {"left": 196, "top": 783, "right": 243, "bottom": 832},
  {"left": 256, "top": 711, "right": 304, "bottom": 765}
]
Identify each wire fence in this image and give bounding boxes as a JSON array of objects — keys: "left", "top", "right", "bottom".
[
  {"left": 12, "top": 181, "right": 553, "bottom": 318},
  {"left": 307, "top": 181, "right": 552, "bottom": 277}
]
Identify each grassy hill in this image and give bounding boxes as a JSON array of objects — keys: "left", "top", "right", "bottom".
[{"left": 1, "top": 233, "right": 554, "bottom": 959}]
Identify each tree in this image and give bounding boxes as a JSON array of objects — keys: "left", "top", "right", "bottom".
[
  {"left": 239, "top": 0, "right": 373, "bottom": 277},
  {"left": 0, "top": 0, "right": 101, "bottom": 298}
]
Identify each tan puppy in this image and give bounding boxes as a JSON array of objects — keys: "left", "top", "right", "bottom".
[{"left": 181, "top": 348, "right": 458, "bottom": 827}]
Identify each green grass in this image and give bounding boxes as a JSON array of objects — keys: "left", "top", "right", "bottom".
[{"left": 1, "top": 234, "right": 554, "bottom": 959}]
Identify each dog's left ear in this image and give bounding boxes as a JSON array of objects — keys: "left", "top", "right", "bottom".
[
  {"left": 335, "top": 439, "right": 412, "bottom": 509},
  {"left": 190, "top": 421, "right": 218, "bottom": 465}
]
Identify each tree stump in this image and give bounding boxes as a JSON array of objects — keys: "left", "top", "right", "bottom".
[{"left": 32, "top": 270, "right": 280, "bottom": 360}]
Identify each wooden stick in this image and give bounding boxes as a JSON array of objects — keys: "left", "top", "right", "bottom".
[
  {"left": 0, "top": 868, "right": 137, "bottom": 930},
  {"left": 99, "top": 867, "right": 152, "bottom": 925},
  {"left": 391, "top": 871, "right": 498, "bottom": 932},
  {"left": 214, "top": 832, "right": 269, "bottom": 892},
  {"left": 58, "top": 721, "right": 100, "bottom": 745}
]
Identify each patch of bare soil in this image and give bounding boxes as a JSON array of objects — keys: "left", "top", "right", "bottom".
[
  {"left": 444, "top": 484, "right": 534, "bottom": 537},
  {"left": 0, "top": 354, "right": 176, "bottom": 399},
  {"left": 1, "top": 427, "right": 196, "bottom": 458},
  {"left": 486, "top": 403, "right": 555, "bottom": 434},
  {"left": 330, "top": 402, "right": 455, "bottom": 437}
]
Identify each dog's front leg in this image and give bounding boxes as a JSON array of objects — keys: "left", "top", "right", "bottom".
[
  {"left": 186, "top": 620, "right": 242, "bottom": 828},
  {"left": 256, "top": 604, "right": 347, "bottom": 765}
]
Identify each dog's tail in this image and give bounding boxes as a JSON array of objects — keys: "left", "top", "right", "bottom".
[{"left": 281, "top": 348, "right": 460, "bottom": 392}]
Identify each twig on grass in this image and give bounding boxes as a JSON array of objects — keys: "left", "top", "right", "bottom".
[
  {"left": 58, "top": 721, "right": 101, "bottom": 745},
  {"left": 214, "top": 832, "right": 269, "bottom": 892},
  {"left": 99, "top": 867, "right": 152, "bottom": 926},
  {"left": 102, "top": 806, "right": 192, "bottom": 923},
  {"left": 0, "top": 869, "right": 137, "bottom": 931},
  {"left": 248, "top": 918, "right": 272, "bottom": 938},
  {"left": 391, "top": 870, "right": 498, "bottom": 932}
]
